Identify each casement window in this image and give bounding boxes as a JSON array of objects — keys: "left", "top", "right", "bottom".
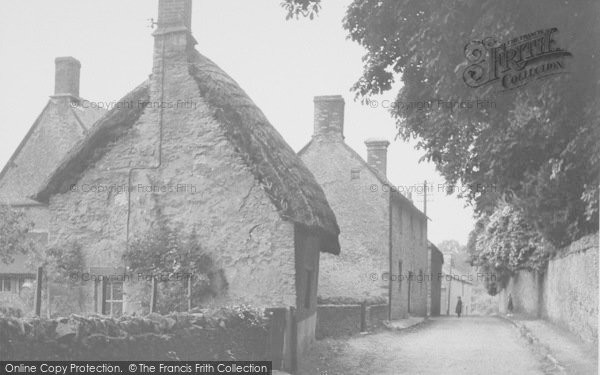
[
  {"left": 0, "top": 277, "right": 11, "bottom": 292},
  {"left": 101, "top": 280, "right": 124, "bottom": 316},
  {"left": 350, "top": 168, "right": 361, "bottom": 180}
]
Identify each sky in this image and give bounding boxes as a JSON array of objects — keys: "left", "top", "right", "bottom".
[{"left": 0, "top": 0, "right": 475, "bottom": 245}]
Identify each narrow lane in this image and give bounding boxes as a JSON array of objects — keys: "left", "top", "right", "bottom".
[{"left": 301, "top": 316, "right": 550, "bottom": 375}]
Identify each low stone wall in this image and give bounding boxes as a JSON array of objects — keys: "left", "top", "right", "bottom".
[
  {"left": 316, "top": 304, "right": 362, "bottom": 339},
  {"left": 316, "top": 303, "right": 389, "bottom": 339},
  {"left": 0, "top": 308, "right": 270, "bottom": 360},
  {"left": 367, "top": 304, "right": 388, "bottom": 330},
  {"left": 500, "top": 233, "right": 598, "bottom": 344}
]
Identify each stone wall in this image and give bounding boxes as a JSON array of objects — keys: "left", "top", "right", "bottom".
[
  {"left": 300, "top": 140, "right": 389, "bottom": 302},
  {"left": 315, "top": 303, "right": 389, "bottom": 339},
  {"left": 47, "top": 46, "right": 298, "bottom": 313},
  {"left": 500, "top": 233, "right": 598, "bottom": 344},
  {"left": 0, "top": 309, "right": 270, "bottom": 361},
  {"left": 542, "top": 234, "right": 598, "bottom": 343}
]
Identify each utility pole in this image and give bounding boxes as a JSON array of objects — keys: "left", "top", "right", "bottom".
[{"left": 423, "top": 180, "right": 427, "bottom": 215}]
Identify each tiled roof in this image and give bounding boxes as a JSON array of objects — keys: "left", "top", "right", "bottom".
[{"left": 0, "top": 98, "right": 106, "bottom": 205}]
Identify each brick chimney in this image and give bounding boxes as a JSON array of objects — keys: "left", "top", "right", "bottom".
[
  {"left": 153, "top": 0, "right": 196, "bottom": 72},
  {"left": 313, "top": 95, "right": 345, "bottom": 142},
  {"left": 365, "top": 138, "right": 390, "bottom": 177},
  {"left": 53, "top": 57, "right": 80, "bottom": 99},
  {"left": 157, "top": 0, "right": 192, "bottom": 31}
]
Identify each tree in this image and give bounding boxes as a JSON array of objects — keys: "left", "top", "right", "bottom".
[
  {"left": 123, "top": 220, "right": 228, "bottom": 314},
  {"left": 283, "top": 0, "right": 599, "bottom": 249},
  {"left": 0, "top": 204, "right": 35, "bottom": 265},
  {"left": 467, "top": 203, "right": 548, "bottom": 294}
]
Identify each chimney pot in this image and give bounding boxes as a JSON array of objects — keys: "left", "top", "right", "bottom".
[
  {"left": 54, "top": 57, "right": 81, "bottom": 98},
  {"left": 313, "top": 95, "right": 344, "bottom": 141},
  {"left": 365, "top": 138, "right": 390, "bottom": 177}
]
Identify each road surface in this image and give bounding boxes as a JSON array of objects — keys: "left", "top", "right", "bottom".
[{"left": 301, "top": 316, "right": 554, "bottom": 375}]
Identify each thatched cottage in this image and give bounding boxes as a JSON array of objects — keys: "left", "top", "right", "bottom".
[
  {"left": 299, "top": 95, "right": 429, "bottom": 319},
  {"left": 31, "top": 0, "right": 339, "bottom": 362},
  {"left": 0, "top": 57, "right": 105, "bottom": 307}
]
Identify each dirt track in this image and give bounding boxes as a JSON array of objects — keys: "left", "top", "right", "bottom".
[{"left": 301, "top": 316, "right": 553, "bottom": 375}]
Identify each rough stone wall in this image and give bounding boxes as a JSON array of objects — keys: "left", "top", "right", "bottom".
[
  {"left": 48, "top": 37, "right": 297, "bottom": 314},
  {"left": 498, "top": 270, "right": 541, "bottom": 317},
  {"left": 430, "top": 250, "right": 443, "bottom": 316},
  {"left": 315, "top": 303, "right": 389, "bottom": 339},
  {"left": 0, "top": 310, "right": 270, "bottom": 361},
  {"left": 500, "top": 234, "right": 598, "bottom": 344},
  {"left": 316, "top": 304, "right": 362, "bottom": 339},
  {"left": 294, "top": 226, "right": 320, "bottom": 355},
  {"left": 300, "top": 141, "right": 389, "bottom": 302},
  {"left": 542, "top": 234, "right": 598, "bottom": 343},
  {"left": 398, "top": 208, "right": 428, "bottom": 317}
]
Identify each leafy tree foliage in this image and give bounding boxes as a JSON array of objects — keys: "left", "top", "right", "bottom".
[
  {"left": 0, "top": 204, "right": 35, "bottom": 265},
  {"left": 467, "top": 203, "right": 548, "bottom": 294},
  {"left": 123, "top": 220, "right": 227, "bottom": 314},
  {"left": 284, "top": 0, "right": 599, "bottom": 258}
]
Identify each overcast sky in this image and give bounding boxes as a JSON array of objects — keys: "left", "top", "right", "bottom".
[{"left": 0, "top": 0, "right": 475, "bottom": 245}]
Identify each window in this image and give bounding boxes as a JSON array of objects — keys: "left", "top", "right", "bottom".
[
  {"left": 102, "top": 281, "right": 123, "bottom": 316},
  {"left": 304, "top": 270, "right": 313, "bottom": 309},
  {"left": 410, "top": 215, "right": 414, "bottom": 238},
  {"left": 350, "top": 168, "right": 361, "bottom": 180},
  {"left": 0, "top": 278, "right": 11, "bottom": 292}
]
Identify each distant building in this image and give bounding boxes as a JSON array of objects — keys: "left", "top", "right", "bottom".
[
  {"left": 440, "top": 255, "right": 474, "bottom": 316},
  {"left": 0, "top": 57, "right": 106, "bottom": 308},
  {"left": 31, "top": 0, "right": 340, "bottom": 364},
  {"left": 429, "top": 242, "right": 444, "bottom": 316},
  {"left": 299, "top": 95, "right": 429, "bottom": 319}
]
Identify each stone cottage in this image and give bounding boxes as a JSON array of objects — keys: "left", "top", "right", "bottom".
[
  {"left": 31, "top": 0, "right": 339, "bottom": 363},
  {"left": 0, "top": 57, "right": 105, "bottom": 309},
  {"left": 299, "top": 95, "right": 429, "bottom": 319}
]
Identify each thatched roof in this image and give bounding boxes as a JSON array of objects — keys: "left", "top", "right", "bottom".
[
  {"left": 32, "top": 51, "right": 340, "bottom": 254},
  {"left": 189, "top": 51, "right": 339, "bottom": 253}
]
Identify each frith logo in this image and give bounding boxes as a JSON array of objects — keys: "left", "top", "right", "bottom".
[{"left": 463, "top": 28, "right": 572, "bottom": 90}]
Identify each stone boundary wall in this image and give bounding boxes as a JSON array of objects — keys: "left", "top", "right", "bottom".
[
  {"left": 316, "top": 303, "right": 389, "bottom": 339},
  {"left": 499, "top": 233, "right": 598, "bottom": 344},
  {"left": 0, "top": 309, "right": 270, "bottom": 360}
]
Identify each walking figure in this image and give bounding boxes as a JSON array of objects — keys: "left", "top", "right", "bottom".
[
  {"left": 455, "top": 296, "right": 462, "bottom": 318},
  {"left": 507, "top": 293, "right": 514, "bottom": 316}
]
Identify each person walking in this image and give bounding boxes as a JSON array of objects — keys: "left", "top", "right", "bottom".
[
  {"left": 507, "top": 293, "right": 514, "bottom": 316},
  {"left": 455, "top": 296, "right": 463, "bottom": 318}
]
